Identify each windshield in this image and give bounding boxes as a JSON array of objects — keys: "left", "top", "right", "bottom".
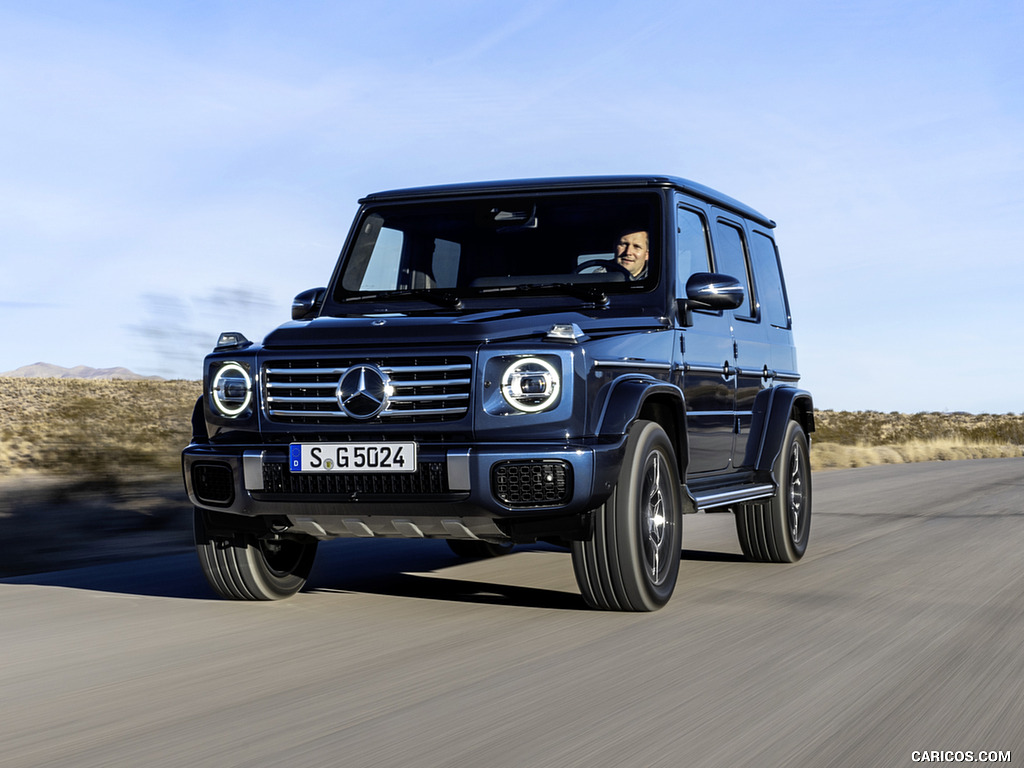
[{"left": 332, "top": 192, "right": 660, "bottom": 304}]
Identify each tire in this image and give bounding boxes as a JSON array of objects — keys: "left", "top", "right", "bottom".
[
  {"left": 194, "top": 509, "right": 319, "bottom": 600},
  {"left": 735, "top": 419, "right": 811, "bottom": 562},
  {"left": 447, "top": 539, "right": 514, "bottom": 559},
  {"left": 571, "top": 420, "right": 682, "bottom": 611}
]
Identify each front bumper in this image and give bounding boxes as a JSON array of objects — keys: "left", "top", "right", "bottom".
[{"left": 182, "top": 438, "right": 626, "bottom": 542}]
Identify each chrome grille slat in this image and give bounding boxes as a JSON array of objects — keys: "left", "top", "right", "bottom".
[
  {"left": 264, "top": 367, "right": 347, "bottom": 376},
  {"left": 267, "top": 407, "right": 467, "bottom": 419},
  {"left": 267, "top": 379, "right": 470, "bottom": 390},
  {"left": 263, "top": 356, "right": 473, "bottom": 424},
  {"left": 265, "top": 364, "right": 470, "bottom": 376},
  {"left": 266, "top": 381, "right": 337, "bottom": 389},
  {"left": 266, "top": 396, "right": 337, "bottom": 404},
  {"left": 388, "top": 393, "right": 467, "bottom": 403},
  {"left": 383, "top": 364, "right": 471, "bottom": 374},
  {"left": 392, "top": 378, "right": 471, "bottom": 387}
]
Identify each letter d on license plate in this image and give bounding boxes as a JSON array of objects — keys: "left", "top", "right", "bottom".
[{"left": 290, "top": 443, "right": 417, "bottom": 473}]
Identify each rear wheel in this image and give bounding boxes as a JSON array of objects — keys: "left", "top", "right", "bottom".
[
  {"left": 571, "top": 420, "right": 682, "bottom": 611},
  {"left": 194, "top": 509, "right": 319, "bottom": 600},
  {"left": 735, "top": 419, "right": 811, "bottom": 562}
]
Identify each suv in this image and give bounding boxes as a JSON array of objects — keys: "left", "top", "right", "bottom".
[{"left": 183, "top": 175, "right": 814, "bottom": 611}]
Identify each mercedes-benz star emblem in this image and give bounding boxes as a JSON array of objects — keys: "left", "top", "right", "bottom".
[{"left": 336, "top": 364, "right": 392, "bottom": 419}]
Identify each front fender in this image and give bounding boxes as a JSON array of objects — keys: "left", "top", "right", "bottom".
[
  {"left": 592, "top": 376, "right": 685, "bottom": 438},
  {"left": 592, "top": 375, "right": 692, "bottom": 510}
]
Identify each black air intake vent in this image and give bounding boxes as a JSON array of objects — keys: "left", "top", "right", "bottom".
[
  {"left": 192, "top": 463, "right": 235, "bottom": 506},
  {"left": 260, "top": 462, "right": 451, "bottom": 496},
  {"left": 492, "top": 460, "right": 572, "bottom": 508}
]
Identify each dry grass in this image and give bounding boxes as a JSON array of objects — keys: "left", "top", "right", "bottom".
[
  {"left": 811, "top": 410, "right": 1024, "bottom": 470},
  {"left": 0, "top": 377, "right": 201, "bottom": 484},
  {"left": 0, "top": 379, "right": 202, "bottom": 576}
]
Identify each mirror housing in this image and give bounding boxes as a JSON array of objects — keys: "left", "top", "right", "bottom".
[
  {"left": 677, "top": 273, "right": 744, "bottom": 326},
  {"left": 685, "top": 272, "right": 744, "bottom": 310},
  {"left": 292, "top": 287, "right": 326, "bottom": 321}
]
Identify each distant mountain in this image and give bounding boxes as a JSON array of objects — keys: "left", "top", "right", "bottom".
[{"left": 1, "top": 363, "right": 163, "bottom": 381}]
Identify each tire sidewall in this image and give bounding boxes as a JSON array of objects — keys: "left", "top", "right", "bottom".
[
  {"left": 194, "top": 508, "right": 317, "bottom": 600},
  {"left": 614, "top": 420, "right": 682, "bottom": 610},
  {"left": 773, "top": 420, "right": 811, "bottom": 561},
  {"left": 241, "top": 535, "right": 316, "bottom": 599}
]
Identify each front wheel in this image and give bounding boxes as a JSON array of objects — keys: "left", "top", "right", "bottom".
[
  {"left": 194, "top": 509, "right": 319, "bottom": 600},
  {"left": 571, "top": 420, "right": 682, "bottom": 611},
  {"left": 735, "top": 419, "right": 811, "bottom": 562}
]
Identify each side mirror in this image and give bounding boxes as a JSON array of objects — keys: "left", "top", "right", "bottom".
[
  {"left": 292, "top": 287, "right": 326, "bottom": 321},
  {"left": 677, "top": 273, "right": 744, "bottom": 327},
  {"left": 684, "top": 272, "right": 745, "bottom": 310}
]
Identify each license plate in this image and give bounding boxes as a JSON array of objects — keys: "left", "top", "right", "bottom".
[{"left": 289, "top": 442, "right": 418, "bottom": 473}]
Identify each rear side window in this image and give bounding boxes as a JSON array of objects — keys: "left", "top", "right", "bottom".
[
  {"left": 750, "top": 232, "right": 791, "bottom": 329},
  {"left": 713, "top": 220, "right": 754, "bottom": 319}
]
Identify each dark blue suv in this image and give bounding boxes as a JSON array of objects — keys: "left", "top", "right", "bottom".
[{"left": 183, "top": 175, "right": 814, "bottom": 611}]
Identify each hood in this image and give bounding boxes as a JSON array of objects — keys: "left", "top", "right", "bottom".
[{"left": 262, "top": 307, "right": 667, "bottom": 349}]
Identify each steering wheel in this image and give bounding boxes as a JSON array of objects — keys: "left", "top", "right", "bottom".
[{"left": 573, "top": 259, "right": 632, "bottom": 278}]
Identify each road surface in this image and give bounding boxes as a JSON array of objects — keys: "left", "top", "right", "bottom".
[{"left": 1, "top": 459, "right": 1022, "bottom": 768}]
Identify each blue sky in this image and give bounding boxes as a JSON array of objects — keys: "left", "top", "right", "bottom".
[{"left": 1, "top": 0, "right": 1022, "bottom": 413}]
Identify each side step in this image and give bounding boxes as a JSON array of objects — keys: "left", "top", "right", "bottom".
[{"left": 691, "top": 484, "right": 775, "bottom": 513}]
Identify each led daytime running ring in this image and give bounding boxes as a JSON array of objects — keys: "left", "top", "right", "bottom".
[
  {"left": 501, "top": 357, "right": 560, "bottom": 413},
  {"left": 211, "top": 362, "right": 253, "bottom": 417}
]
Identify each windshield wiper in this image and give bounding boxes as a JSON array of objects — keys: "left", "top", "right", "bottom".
[
  {"left": 478, "top": 282, "right": 609, "bottom": 307},
  {"left": 339, "top": 289, "right": 464, "bottom": 310}
]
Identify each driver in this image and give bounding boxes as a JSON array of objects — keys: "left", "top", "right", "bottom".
[{"left": 613, "top": 229, "right": 649, "bottom": 279}]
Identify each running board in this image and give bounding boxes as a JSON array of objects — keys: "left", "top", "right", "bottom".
[{"left": 691, "top": 484, "right": 775, "bottom": 512}]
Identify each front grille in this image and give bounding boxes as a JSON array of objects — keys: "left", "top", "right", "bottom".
[
  {"left": 192, "top": 463, "right": 235, "bottom": 506},
  {"left": 263, "top": 356, "right": 472, "bottom": 424},
  {"left": 261, "top": 462, "right": 451, "bottom": 496},
  {"left": 492, "top": 460, "right": 572, "bottom": 508}
]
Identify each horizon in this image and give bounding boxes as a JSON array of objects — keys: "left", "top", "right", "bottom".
[{"left": 3, "top": 362, "right": 1021, "bottom": 417}]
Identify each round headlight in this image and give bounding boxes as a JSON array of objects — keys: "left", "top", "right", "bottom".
[
  {"left": 501, "top": 357, "right": 560, "bottom": 413},
  {"left": 211, "top": 362, "right": 252, "bottom": 417}
]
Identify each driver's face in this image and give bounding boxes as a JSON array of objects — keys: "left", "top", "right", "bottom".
[{"left": 615, "top": 231, "right": 649, "bottom": 277}]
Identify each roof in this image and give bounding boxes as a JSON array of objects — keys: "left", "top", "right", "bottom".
[{"left": 359, "top": 175, "right": 775, "bottom": 228}]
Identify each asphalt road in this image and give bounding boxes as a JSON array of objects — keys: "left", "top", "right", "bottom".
[{"left": 1, "top": 459, "right": 1022, "bottom": 768}]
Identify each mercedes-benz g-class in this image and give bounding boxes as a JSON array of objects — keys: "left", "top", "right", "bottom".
[{"left": 182, "top": 175, "right": 814, "bottom": 611}]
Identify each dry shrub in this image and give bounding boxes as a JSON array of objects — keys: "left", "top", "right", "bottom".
[
  {"left": 815, "top": 410, "right": 1024, "bottom": 446},
  {"left": 0, "top": 377, "right": 201, "bottom": 484},
  {"left": 810, "top": 410, "right": 1023, "bottom": 471},
  {"left": 811, "top": 438, "right": 1022, "bottom": 471}
]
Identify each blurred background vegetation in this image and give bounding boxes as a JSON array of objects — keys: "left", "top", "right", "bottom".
[
  {"left": 813, "top": 410, "right": 1024, "bottom": 469},
  {"left": 0, "top": 379, "right": 1021, "bottom": 484},
  {"left": 0, "top": 378, "right": 201, "bottom": 486}
]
